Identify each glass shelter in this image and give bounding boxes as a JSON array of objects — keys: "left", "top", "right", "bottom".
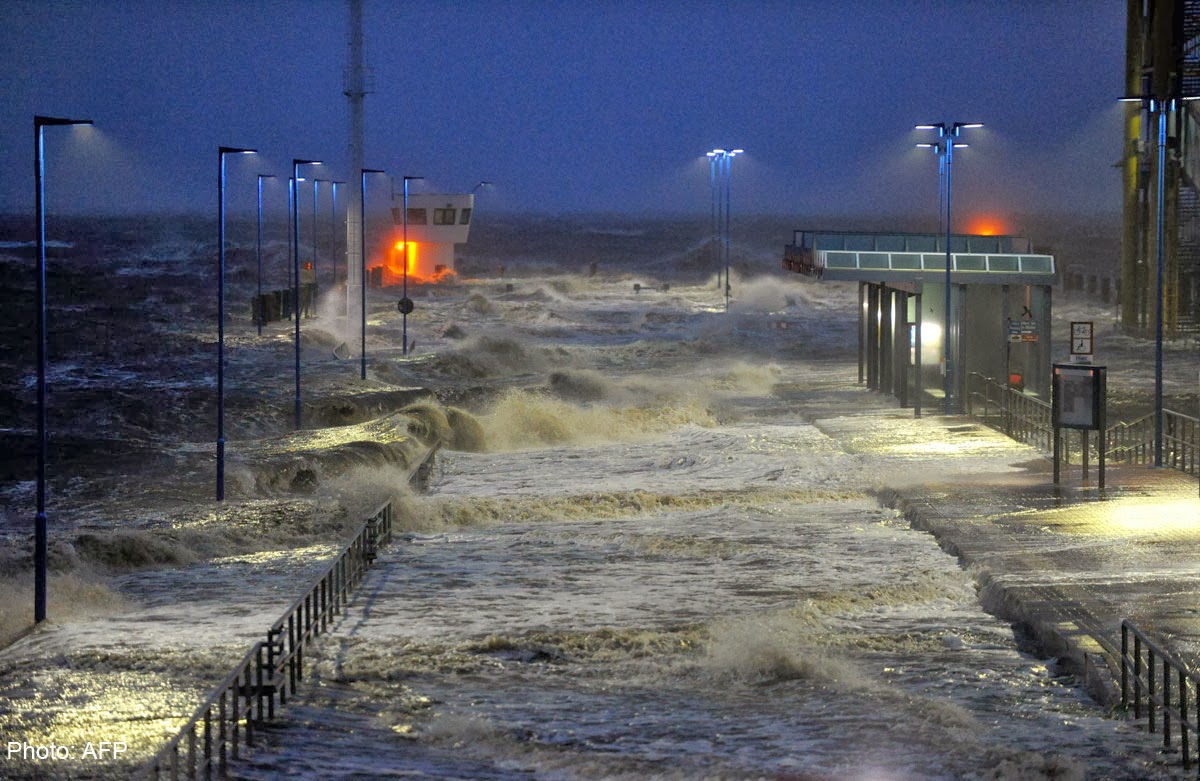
[{"left": 782, "top": 230, "right": 1056, "bottom": 416}]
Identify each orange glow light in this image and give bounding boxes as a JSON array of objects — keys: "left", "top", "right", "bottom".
[
  {"left": 966, "top": 216, "right": 1007, "bottom": 236},
  {"left": 383, "top": 241, "right": 457, "bottom": 285}
]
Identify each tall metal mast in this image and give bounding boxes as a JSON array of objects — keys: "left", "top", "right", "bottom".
[{"left": 344, "top": 0, "right": 368, "bottom": 322}]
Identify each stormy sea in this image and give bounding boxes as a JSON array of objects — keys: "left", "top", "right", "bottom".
[{"left": 0, "top": 211, "right": 1192, "bottom": 780}]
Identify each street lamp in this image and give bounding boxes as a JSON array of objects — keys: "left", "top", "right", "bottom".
[
  {"left": 312, "top": 178, "right": 327, "bottom": 286},
  {"left": 707, "top": 151, "right": 721, "bottom": 289},
  {"left": 292, "top": 159, "right": 322, "bottom": 429},
  {"left": 255, "top": 173, "right": 276, "bottom": 336},
  {"left": 401, "top": 175, "right": 424, "bottom": 356},
  {"left": 722, "top": 149, "right": 742, "bottom": 311},
  {"left": 916, "top": 121, "right": 981, "bottom": 414},
  {"left": 33, "top": 114, "right": 92, "bottom": 623},
  {"left": 330, "top": 181, "right": 345, "bottom": 287},
  {"left": 1117, "top": 95, "right": 1199, "bottom": 466},
  {"left": 360, "top": 168, "right": 385, "bottom": 379},
  {"left": 707, "top": 148, "right": 743, "bottom": 311},
  {"left": 217, "top": 146, "right": 257, "bottom": 502}
]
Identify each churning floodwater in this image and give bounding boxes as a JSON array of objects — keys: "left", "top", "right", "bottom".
[{"left": 0, "top": 216, "right": 1180, "bottom": 780}]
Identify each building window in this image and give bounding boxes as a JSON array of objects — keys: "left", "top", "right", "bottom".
[
  {"left": 406, "top": 207, "right": 427, "bottom": 225},
  {"left": 433, "top": 207, "right": 456, "bottom": 225},
  {"left": 459, "top": 208, "right": 472, "bottom": 225}
]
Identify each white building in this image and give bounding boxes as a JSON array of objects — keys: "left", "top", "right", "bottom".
[{"left": 381, "top": 192, "right": 475, "bottom": 284}]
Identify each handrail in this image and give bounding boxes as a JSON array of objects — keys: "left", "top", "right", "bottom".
[
  {"left": 135, "top": 499, "right": 395, "bottom": 780},
  {"left": 969, "top": 372, "right": 1198, "bottom": 482},
  {"left": 1121, "top": 620, "right": 1200, "bottom": 772},
  {"left": 966, "top": 372, "right": 1053, "bottom": 453}
]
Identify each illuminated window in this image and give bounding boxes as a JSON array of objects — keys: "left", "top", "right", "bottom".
[
  {"left": 459, "top": 208, "right": 472, "bottom": 225},
  {"left": 407, "top": 208, "right": 427, "bottom": 225},
  {"left": 433, "top": 207, "right": 456, "bottom": 225}
]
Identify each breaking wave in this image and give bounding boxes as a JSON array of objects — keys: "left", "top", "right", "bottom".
[{"left": 479, "top": 389, "right": 717, "bottom": 451}]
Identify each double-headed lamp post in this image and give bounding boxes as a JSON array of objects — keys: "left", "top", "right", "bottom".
[
  {"left": 34, "top": 114, "right": 92, "bottom": 623},
  {"left": 360, "top": 168, "right": 386, "bottom": 379},
  {"left": 401, "top": 175, "right": 424, "bottom": 355},
  {"left": 217, "top": 147, "right": 257, "bottom": 502},
  {"left": 916, "top": 121, "right": 981, "bottom": 415},
  {"left": 292, "top": 159, "right": 322, "bottom": 429},
  {"left": 707, "top": 148, "right": 742, "bottom": 310}
]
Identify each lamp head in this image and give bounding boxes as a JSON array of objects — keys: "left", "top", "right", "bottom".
[
  {"left": 220, "top": 146, "right": 257, "bottom": 156},
  {"left": 36, "top": 115, "right": 93, "bottom": 128}
]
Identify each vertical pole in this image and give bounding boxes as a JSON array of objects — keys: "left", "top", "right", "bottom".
[
  {"left": 943, "top": 134, "right": 955, "bottom": 414},
  {"left": 312, "top": 180, "right": 320, "bottom": 281},
  {"left": 914, "top": 291, "right": 923, "bottom": 418},
  {"left": 360, "top": 172, "right": 368, "bottom": 379},
  {"left": 723, "top": 153, "right": 732, "bottom": 311},
  {"left": 256, "top": 176, "right": 265, "bottom": 336},
  {"left": 292, "top": 166, "right": 302, "bottom": 430},
  {"left": 1154, "top": 100, "right": 1166, "bottom": 467},
  {"left": 403, "top": 178, "right": 409, "bottom": 355},
  {"left": 217, "top": 151, "right": 227, "bottom": 501},
  {"left": 34, "top": 122, "right": 48, "bottom": 623},
  {"left": 710, "top": 154, "right": 719, "bottom": 289}
]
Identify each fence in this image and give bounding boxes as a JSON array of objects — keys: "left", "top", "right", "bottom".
[
  {"left": 1121, "top": 620, "right": 1200, "bottom": 773},
  {"left": 965, "top": 372, "right": 1053, "bottom": 453},
  {"left": 968, "top": 372, "right": 1198, "bottom": 480},
  {"left": 134, "top": 500, "right": 394, "bottom": 780}
]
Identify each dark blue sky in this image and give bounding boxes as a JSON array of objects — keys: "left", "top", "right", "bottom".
[{"left": 2, "top": 0, "right": 1126, "bottom": 221}]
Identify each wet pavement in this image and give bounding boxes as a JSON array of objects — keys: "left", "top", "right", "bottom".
[{"left": 825, "top": 403, "right": 1200, "bottom": 707}]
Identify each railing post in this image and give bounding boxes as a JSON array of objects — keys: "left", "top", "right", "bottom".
[
  {"left": 1135, "top": 634, "right": 1143, "bottom": 720},
  {"left": 1150, "top": 646, "right": 1157, "bottom": 733},
  {"left": 1164, "top": 656, "right": 1172, "bottom": 748},
  {"left": 187, "top": 724, "right": 196, "bottom": 781},
  {"left": 1122, "top": 623, "right": 1130, "bottom": 708},
  {"left": 1180, "top": 668, "right": 1189, "bottom": 769}
]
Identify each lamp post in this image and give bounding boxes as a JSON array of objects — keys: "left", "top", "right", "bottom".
[
  {"left": 217, "top": 146, "right": 257, "bottom": 502},
  {"left": 1117, "top": 95, "right": 1199, "bottom": 466},
  {"left": 401, "top": 175, "right": 423, "bottom": 356},
  {"left": 312, "top": 178, "right": 327, "bottom": 285},
  {"left": 707, "top": 151, "right": 721, "bottom": 289},
  {"left": 722, "top": 149, "right": 742, "bottom": 311},
  {"left": 360, "top": 168, "right": 385, "bottom": 379},
  {"left": 292, "top": 159, "right": 321, "bottom": 429},
  {"left": 33, "top": 114, "right": 92, "bottom": 623},
  {"left": 255, "top": 173, "right": 276, "bottom": 336},
  {"left": 331, "top": 181, "right": 345, "bottom": 287},
  {"left": 916, "top": 122, "right": 981, "bottom": 415}
]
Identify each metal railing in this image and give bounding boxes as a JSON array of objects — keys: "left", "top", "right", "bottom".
[
  {"left": 1121, "top": 620, "right": 1200, "bottom": 773},
  {"left": 135, "top": 500, "right": 394, "bottom": 780},
  {"left": 969, "top": 372, "right": 1198, "bottom": 480},
  {"left": 966, "top": 372, "right": 1053, "bottom": 453}
]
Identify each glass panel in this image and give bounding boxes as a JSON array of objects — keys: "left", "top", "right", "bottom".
[
  {"left": 406, "top": 207, "right": 427, "bottom": 225},
  {"left": 459, "top": 208, "right": 472, "bottom": 225}
]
